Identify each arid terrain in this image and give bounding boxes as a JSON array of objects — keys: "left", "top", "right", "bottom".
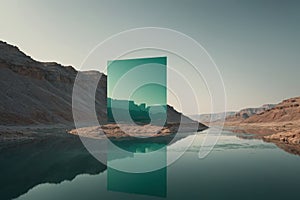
[
  {"left": 214, "top": 97, "right": 300, "bottom": 154},
  {"left": 69, "top": 122, "right": 206, "bottom": 140}
]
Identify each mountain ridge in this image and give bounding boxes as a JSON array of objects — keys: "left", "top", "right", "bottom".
[
  {"left": 220, "top": 97, "right": 300, "bottom": 149},
  {"left": 225, "top": 104, "right": 276, "bottom": 122},
  {"left": 225, "top": 97, "right": 299, "bottom": 123},
  {"left": 0, "top": 41, "right": 206, "bottom": 132}
]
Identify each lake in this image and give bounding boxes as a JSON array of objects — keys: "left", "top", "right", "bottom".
[{"left": 1, "top": 130, "right": 300, "bottom": 200}]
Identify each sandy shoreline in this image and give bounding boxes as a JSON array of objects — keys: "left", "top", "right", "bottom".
[
  {"left": 0, "top": 122, "right": 208, "bottom": 141},
  {"left": 209, "top": 120, "right": 300, "bottom": 155},
  {"left": 69, "top": 123, "right": 208, "bottom": 140}
]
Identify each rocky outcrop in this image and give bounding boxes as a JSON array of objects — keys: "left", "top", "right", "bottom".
[
  {"left": 264, "top": 129, "right": 300, "bottom": 145},
  {"left": 260, "top": 97, "right": 300, "bottom": 144}
]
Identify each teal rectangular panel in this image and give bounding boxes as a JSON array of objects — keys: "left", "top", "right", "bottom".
[
  {"left": 107, "top": 57, "right": 167, "bottom": 125},
  {"left": 107, "top": 57, "right": 167, "bottom": 197}
]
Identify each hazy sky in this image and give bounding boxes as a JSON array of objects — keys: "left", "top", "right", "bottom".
[
  {"left": 108, "top": 57, "right": 166, "bottom": 106},
  {"left": 1, "top": 0, "right": 299, "bottom": 113}
]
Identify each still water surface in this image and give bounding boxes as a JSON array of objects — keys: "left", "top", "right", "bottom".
[{"left": 1, "top": 130, "right": 300, "bottom": 200}]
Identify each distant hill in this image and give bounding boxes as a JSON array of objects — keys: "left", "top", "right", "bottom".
[
  {"left": 244, "top": 97, "right": 300, "bottom": 123},
  {"left": 226, "top": 104, "right": 276, "bottom": 122},
  {"left": 222, "top": 97, "right": 300, "bottom": 147},
  {"left": 191, "top": 104, "right": 277, "bottom": 124},
  {"left": 0, "top": 41, "right": 206, "bottom": 130},
  {"left": 189, "top": 112, "right": 236, "bottom": 123}
]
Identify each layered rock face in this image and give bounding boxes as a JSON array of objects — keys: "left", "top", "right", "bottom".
[
  {"left": 0, "top": 41, "right": 107, "bottom": 125},
  {"left": 244, "top": 97, "right": 300, "bottom": 123},
  {"left": 0, "top": 41, "right": 206, "bottom": 131},
  {"left": 220, "top": 95, "right": 300, "bottom": 146},
  {"left": 259, "top": 97, "right": 300, "bottom": 145},
  {"left": 225, "top": 97, "right": 300, "bottom": 124},
  {"left": 226, "top": 104, "right": 275, "bottom": 121}
]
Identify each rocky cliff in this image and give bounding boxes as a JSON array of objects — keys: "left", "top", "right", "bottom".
[
  {"left": 244, "top": 97, "right": 300, "bottom": 123},
  {"left": 0, "top": 41, "right": 107, "bottom": 125},
  {"left": 0, "top": 41, "right": 206, "bottom": 131}
]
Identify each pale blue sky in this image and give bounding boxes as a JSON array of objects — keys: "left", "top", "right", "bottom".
[{"left": 1, "top": 0, "right": 299, "bottom": 113}]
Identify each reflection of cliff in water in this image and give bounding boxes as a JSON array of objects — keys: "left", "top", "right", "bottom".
[
  {"left": 0, "top": 134, "right": 106, "bottom": 200},
  {"left": 264, "top": 140, "right": 300, "bottom": 156},
  {"left": 0, "top": 130, "right": 188, "bottom": 200},
  {"left": 235, "top": 132, "right": 300, "bottom": 156}
]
